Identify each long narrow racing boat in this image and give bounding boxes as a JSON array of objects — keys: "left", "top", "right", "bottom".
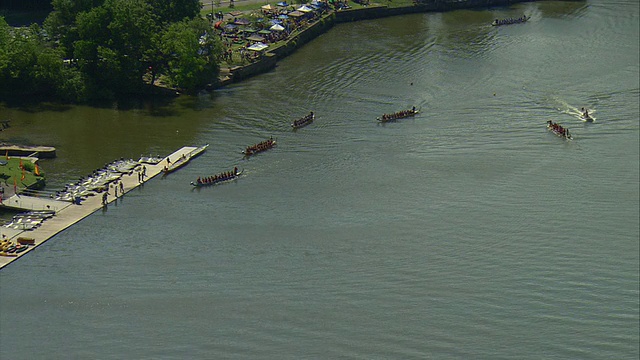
[
  {"left": 190, "top": 168, "right": 243, "bottom": 187},
  {"left": 291, "top": 112, "right": 314, "bottom": 129},
  {"left": 243, "top": 138, "right": 276, "bottom": 156},
  {"left": 492, "top": 16, "right": 529, "bottom": 26},
  {"left": 547, "top": 121, "right": 572, "bottom": 140},
  {"left": 377, "top": 107, "right": 418, "bottom": 123},
  {"left": 163, "top": 144, "right": 209, "bottom": 175}
]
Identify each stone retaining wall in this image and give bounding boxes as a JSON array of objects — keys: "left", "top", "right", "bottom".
[{"left": 223, "top": 0, "right": 536, "bottom": 86}]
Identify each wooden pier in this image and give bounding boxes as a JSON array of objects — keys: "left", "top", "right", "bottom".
[{"left": 0, "top": 146, "right": 202, "bottom": 270}]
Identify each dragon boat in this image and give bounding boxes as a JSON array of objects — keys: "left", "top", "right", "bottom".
[
  {"left": 547, "top": 121, "right": 572, "bottom": 140},
  {"left": 190, "top": 168, "right": 243, "bottom": 187},
  {"left": 243, "top": 138, "right": 277, "bottom": 156},
  {"left": 291, "top": 112, "right": 315, "bottom": 129},
  {"left": 377, "top": 108, "right": 419, "bottom": 123},
  {"left": 492, "top": 16, "right": 529, "bottom": 26}
]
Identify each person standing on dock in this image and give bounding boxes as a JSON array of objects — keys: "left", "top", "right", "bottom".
[
  {"left": 102, "top": 192, "right": 108, "bottom": 205},
  {"left": 119, "top": 181, "right": 124, "bottom": 195}
]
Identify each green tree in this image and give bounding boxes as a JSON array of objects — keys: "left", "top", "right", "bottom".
[
  {"left": 146, "top": 0, "right": 202, "bottom": 24},
  {"left": 73, "top": 6, "right": 112, "bottom": 81},
  {"left": 161, "top": 18, "right": 221, "bottom": 90},
  {"left": 0, "top": 17, "right": 14, "bottom": 94},
  {"left": 106, "top": 0, "right": 158, "bottom": 86},
  {"left": 44, "top": 0, "right": 105, "bottom": 57},
  {"left": 0, "top": 25, "right": 39, "bottom": 96},
  {"left": 0, "top": 17, "right": 10, "bottom": 75},
  {"left": 71, "top": 0, "right": 159, "bottom": 95},
  {"left": 0, "top": 19, "right": 83, "bottom": 100},
  {"left": 3, "top": 0, "right": 218, "bottom": 101}
]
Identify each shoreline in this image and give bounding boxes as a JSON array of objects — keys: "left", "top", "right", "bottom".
[{"left": 212, "top": 0, "right": 541, "bottom": 89}]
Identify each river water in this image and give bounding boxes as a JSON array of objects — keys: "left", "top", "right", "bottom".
[{"left": 1, "top": 1, "right": 638, "bottom": 358}]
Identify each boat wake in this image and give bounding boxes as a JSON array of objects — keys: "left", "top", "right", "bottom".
[{"left": 552, "top": 97, "right": 596, "bottom": 122}]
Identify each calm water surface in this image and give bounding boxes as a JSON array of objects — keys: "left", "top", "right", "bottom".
[{"left": 1, "top": 1, "right": 638, "bottom": 358}]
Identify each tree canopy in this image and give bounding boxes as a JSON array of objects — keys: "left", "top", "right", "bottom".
[{"left": 0, "top": 0, "right": 220, "bottom": 102}]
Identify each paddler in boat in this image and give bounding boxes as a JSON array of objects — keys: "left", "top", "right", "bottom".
[
  {"left": 412, "top": 106, "right": 416, "bottom": 113},
  {"left": 234, "top": 167, "right": 238, "bottom": 175}
]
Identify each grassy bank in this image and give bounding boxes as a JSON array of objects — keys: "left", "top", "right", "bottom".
[{"left": 0, "top": 158, "right": 46, "bottom": 194}]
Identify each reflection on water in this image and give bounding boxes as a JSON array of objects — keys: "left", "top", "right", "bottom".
[{"left": 1, "top": 1, "right": 638, "bottom": 358}]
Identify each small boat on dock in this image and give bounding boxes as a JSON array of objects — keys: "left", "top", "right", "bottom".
[
  {"left": 291, "top": 112, "right": 315, "bottom": 129},
  {"left": 1, "top": 209, "right": 57, "bottom": 231},
  {"left": 14, "top": 244, "right": 29, "bottom": 253},
  {"left": 190, "top": 168, "right": 243, "bottom": 187},
  {"left": 377, "top": 107, "right": 418, "bottom": 123},
  {"left": 243, "top": 138, "right": 276, "bottom": 157},
  {"left": 163, "top": 144, "right": 209, "bottom": 175},
  {"left": 138, "top": 155, "right": 164, "bottom": 165}
]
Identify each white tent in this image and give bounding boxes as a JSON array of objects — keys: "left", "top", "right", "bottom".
[
  {"left": 261, "top": 4, "right": 273, "bottom": 10},
  {"left": 247, "top": 42, "right": 269, "bottom": 51},
  {"left": 269, "top": 24, "right": 285, "bottom": 31},
  {"left": 297, "top": 5, "right": 314, "bottom": 12}
]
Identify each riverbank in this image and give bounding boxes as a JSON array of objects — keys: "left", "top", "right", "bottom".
[{"left": 211, "top": 0, "right": 541, "bottom": 88}]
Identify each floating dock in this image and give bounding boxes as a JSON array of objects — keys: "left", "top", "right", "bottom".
[
  {"left": 0, "top": 144, "right": 57, "bottom": 158},
  {"left": 0, "top": 146, "right": 201, "bottom": 270}
]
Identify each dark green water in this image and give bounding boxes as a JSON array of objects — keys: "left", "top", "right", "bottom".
[{"left": 1, "top": 1, "right": 638, "bottom": 358}]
